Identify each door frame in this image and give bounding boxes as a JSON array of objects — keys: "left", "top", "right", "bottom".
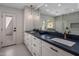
[{"left": 0, "top": 12, "right": 2, "bottom": 48}]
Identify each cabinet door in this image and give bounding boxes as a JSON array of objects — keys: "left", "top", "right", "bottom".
[
  {"left": 42, "top": 41, "right": 73, "bottom": 56},
  {"left": 42, "top": 41, "right": 59, "bottom": 56},
  {"left": 32, "top": 42, "right": 42, "bottom": 56},
  {"left": 27, "top": 34, "right": 32, "bottom": 52},
  {"left": 24, "top": 33, "right": 28, "bottom": 46},
  {"left": 42, "top": 45, "right": 59, "bottom": 56},
  {"left": 31, "top": 36, "right": 42, "bottom": 56}
]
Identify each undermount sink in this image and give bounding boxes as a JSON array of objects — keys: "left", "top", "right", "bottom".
[
  {"left": 51, "top": 38, "right": 76, "bottom": 47},
  {"left": 40, "top": 34, "right": 52, "bottom": 39}
]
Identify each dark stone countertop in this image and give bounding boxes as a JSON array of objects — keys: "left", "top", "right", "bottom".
[{"left": 25, "top": 31, "right": 79, "bottom": 56}]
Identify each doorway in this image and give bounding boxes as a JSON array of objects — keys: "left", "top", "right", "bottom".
[{"left": 1, "top": 12, "right": 17, "bottom": 47}]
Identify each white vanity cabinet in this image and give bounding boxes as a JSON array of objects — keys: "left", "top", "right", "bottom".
[
  {"left": 24, "top": 33, "right": 28, "bottom": 46},
  {"left": 24, "top": 33, "right": 32, "bottom": 52},
  {"left": 24, "top": 33, "right": 42, "bottom": 56},
  {"left": 24, "top": 33, "right": 74, "bottom": 56},
  {"left": 42, "top": 40, "right": 74, "bottom": 56}
]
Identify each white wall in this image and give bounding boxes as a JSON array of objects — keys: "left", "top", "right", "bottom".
[
  {"left": 24, "top": 7, "right": 41, "bottom": 31},
  {"left": 24, "top": 7, "right": 34, "bottom": 31},
  {"left": 55, "top": 12, "right": 79, "bottom": 35},
  {"left": 0, "top": 5, "right": 24, "bottom": 44}
]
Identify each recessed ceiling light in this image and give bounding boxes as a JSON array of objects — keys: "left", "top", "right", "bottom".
[
  {"left": 58, "top": 3, "right": 62, "bottom": 7},
  {"left": 45, "top": 4, "right": 48, "bottom": 7}
]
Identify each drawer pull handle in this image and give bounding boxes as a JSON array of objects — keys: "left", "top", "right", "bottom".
[
  {"left": 33, "top": 44, "right": 36, "bottom": 47},
  {"left": 50, "top": 47, "right": 58, "bottom": 52},
  {"left": 34, "top": 38, "right": 36, "bottom": 40},
  {"left": 33, "top": 52, "right": 36, "bottom": 56}
]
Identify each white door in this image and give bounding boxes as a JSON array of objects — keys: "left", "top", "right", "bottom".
[{"left": 2, "top": 12, "right": 17, "bottom": 47}]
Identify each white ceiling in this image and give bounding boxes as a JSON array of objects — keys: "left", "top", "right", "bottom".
[
  {"left": 0, "top": 3, "right": 40, "bottom": 9},
  {"left": 0, "top": 3, "right": 79, "bottom": 16},
  {"left": 40, "top": 3, "right": 79, "bottom": 16}
]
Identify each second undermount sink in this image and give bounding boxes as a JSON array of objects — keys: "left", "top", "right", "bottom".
[
  {"left": 51, "top": 38, "right": 76, "bottom": 47},
  {"left": 40, "top": 34, "right": 53, "bottom": 39}
]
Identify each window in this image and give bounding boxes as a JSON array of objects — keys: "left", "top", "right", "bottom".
[
  {"left": 6, "top": 16, "right": 13, "bottom": 29},
  {"left": 46, "top": 20, "right": 55, "bottom": 29},
  {"left": 70, "top": 23, "right": 79, "bottom": 31},
  {"left": 71, "top": 23, "right": 79, "bottom": 28}
]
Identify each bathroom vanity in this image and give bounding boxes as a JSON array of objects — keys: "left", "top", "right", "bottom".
[{"left": 24, "top": 31, "right": 79, "bottom": 56}]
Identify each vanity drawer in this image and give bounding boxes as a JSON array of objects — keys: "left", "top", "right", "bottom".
[
  {"left": 42, "top": 41, "right": 74, "bottom": 56},
  {"left": 32, "top": 45, "right": 41, "bottom": 56},
  {"left": 32, "top": 37, "right": 41, "bottom": 46}
]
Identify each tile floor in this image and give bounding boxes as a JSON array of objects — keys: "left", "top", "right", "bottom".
[{"left": 0, "top": 44, "right": 32, "bottom": 56}]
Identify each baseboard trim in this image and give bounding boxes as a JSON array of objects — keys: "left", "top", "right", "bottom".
[{"left": 2, "top": 44, "right": 16, "bottom": 48}]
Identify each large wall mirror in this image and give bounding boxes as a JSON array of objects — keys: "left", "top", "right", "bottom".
[
  {"left": 55, "top": 12, "right": 79, "bottom": 35},
  {"left": 41, "top": 17, "right": 55, "bottom": 31}
]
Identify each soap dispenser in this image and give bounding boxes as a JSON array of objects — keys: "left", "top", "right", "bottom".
[{"left": 64, "top": 27, "right": 70, "bottom": 39}]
